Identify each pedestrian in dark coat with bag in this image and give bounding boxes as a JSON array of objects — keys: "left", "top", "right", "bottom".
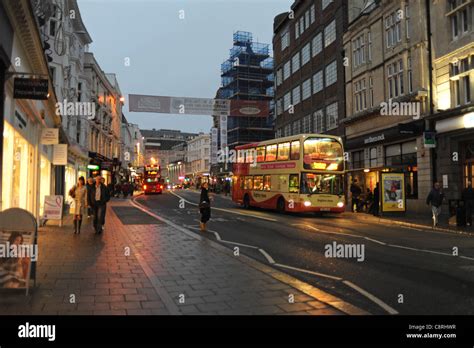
[
  {"left": 199, "top": 182, "right": 211, "bottom": 232},
  {"left": 87, "top": 176, "right": 110, "bottom": 234}
]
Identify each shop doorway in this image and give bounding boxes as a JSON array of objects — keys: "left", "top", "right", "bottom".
[{"left": 463, "top": 143, "right": 474, "bottom": 187}]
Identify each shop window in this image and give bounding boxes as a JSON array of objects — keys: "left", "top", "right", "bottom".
[
  {"left": 253, "top": 176, "right": 263, "bottom": 190},
  {"left": 370, "top": 147, "right": 377, "bottom": 167},
  {"left": 263, "top": 175, "right": 272, "bottom": 191},
  {"left": 289, "top": 174, "right": 299, "bottom": 193},
  {"left": 352, "top": 150, "right": 364, "bottom": 169},
  {"left": 405, "top": 170, "right": 418, "bottom": 199},
  {"left": 2, "top": 122, "right": 33, "bottom": 212},
  {"left": 385, "top": 144, "right": 402, "bottom": 166},
  {"left": 290, "top": 141, "right": 300, "bottom": 160},
  {"left": 39, "top": 156, "right": 51, "bottom": 217}
]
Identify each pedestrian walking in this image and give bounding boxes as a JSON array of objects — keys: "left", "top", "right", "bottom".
[
  {"left": 350, "top": 179, "right": 362, "bottom": 212},
  {"left": 86, "top": 177, "right": 94, "bottom": 218},
  {"left": 426, "top": 181, "right": 444, "bottom": 227},
  {"left": 87, "top": 176, "right": 110, "bottom": 234},
  {"left": 199, "top": 182, "right": 211, "bottom": 232},
  {"left": 68, "top": 176, "right": 88, "bottom": 234},
  {"left": 462, "top": 180, "right": 474, "bottom": 227},
  {"left": 122, "top": 181, "right": 130, "bottom": 198}
]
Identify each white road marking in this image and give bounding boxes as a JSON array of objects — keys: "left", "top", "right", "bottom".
[
  {"left": 258, "top": 249, "right": 275, "bottom": 264},
  {"left": 219, "top": 240, "right": 259, "bottom": 249},
  {"left": 170, "top": 191, "right": 278, "bottom": 222},
  {"left": 342, "top": 280, "right": 399, "bottom": 315},
  {"left": 364, "top": 237, "right": 387, "bottom": 245},
  {"left": 387, "top": 244, "right": 454, "bottom": 257},
  {"left": 185, "top": 226, "right": 222, "bottom": 241},
  {"left": 132, "top": 196, "right": 452, "bottom": 315},
  {"left": 273, "top": 263, "right": 342, "bottom": 281},
  {"left": 459, "top": 255, "right": 474, "bottom": 261},
  {"left": 293, "top": 223, "right": 363, "bottom": 239},
  {"left": 295, "top": 223, "right": 474, "bottom": 261}
]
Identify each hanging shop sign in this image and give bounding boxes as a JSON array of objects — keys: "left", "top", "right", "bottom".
[
  {"left": 381, "top": 173, "right": 406, "bottom": 212},
  {"left": 41, "top": 128, "right": 59, "bottom": 145},
  {"left": 13, "top": 78, "right": 49, "bottom": 100},
  {"left": 52, "top": 144, "right": 67, "bottom": 165},
  {"left": 423, "top": 131, "right": 436, "bottom": 148}
]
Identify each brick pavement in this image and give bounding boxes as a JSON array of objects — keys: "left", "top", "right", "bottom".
[{"left": 0, "top": 198, "right": 367, "bottom": 315}]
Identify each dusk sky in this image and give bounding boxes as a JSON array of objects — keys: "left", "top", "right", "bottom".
[{"left": 78, "top": 0, "right": 292, "bottom": 133}]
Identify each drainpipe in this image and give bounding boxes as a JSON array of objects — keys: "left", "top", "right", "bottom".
[{"left": 425, "top": 0, "right": 436, "bottom": 183}]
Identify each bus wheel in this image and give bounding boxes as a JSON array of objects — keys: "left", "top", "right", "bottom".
[
  {"left": 277, "top": 197, "right": 286, "bottom": 213},
  {"left": 243, "top": 194, "right": 251, "bottom": 209}
]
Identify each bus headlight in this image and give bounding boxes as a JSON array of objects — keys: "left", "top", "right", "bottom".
[
  {"left": 304, "top": 201, "right": 312, "bottom": 207},
  {"left": 337, "top": 202, "right": 344, "bottom": 208}
]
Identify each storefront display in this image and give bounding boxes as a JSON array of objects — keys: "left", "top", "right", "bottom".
[
  {"left": 39, "top": 156, "right": 51, "bottom": 217},
  {"left": 2, "top": 121, "right": 34, "bottom": 212}
]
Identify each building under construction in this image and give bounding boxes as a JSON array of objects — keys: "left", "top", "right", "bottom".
[{"left": 216, "top": 31, "right": 275, "bottom": 148}]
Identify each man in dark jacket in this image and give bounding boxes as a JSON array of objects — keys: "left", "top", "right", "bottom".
[
  {"left": 462, "top": 181, "right": 474, "bottom": 227},
  {"left": 426, "top": 181, "right": 444, "bottom": 227},
  {"left": 87, "top": 176, "right": 110, "bottom": 234},
  {"left": 350, "top": 179, "right": 362, "bottom": 212},
  {"left": 86, "top": 177, "right": 94, "bottom": 218}
]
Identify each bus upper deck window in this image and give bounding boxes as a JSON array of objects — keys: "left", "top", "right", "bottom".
[
  {"left": 277, "top": 142, "right": 290, "bottom": 161},
  {"left": 265, "top": 144, "right": 277, "bottom": 162},
  {"left": 290, "top": 141, "right": 300, "bottom": 160},
  {"left": 256, "top": 146, "right": 265, "bottom": 163}
]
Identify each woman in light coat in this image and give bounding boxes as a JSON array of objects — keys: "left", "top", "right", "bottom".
[{"left": 69, "top": 176, "right": 87, "bottom": 234}]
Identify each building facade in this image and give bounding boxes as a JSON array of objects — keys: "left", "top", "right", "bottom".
[
  {"left": 273, "top": 0, "right": 348, "bottom": 139},
  {"left": 343, "top": 0, "right": 432, "bottom": 213},
  {"left": 167, "top": 142, "right": 187, "bottom": 186},
  {"left": 84, "top": 53, "right": 123, "bottom": 185},
  {"left": 185, "top": 133, "right": 211, "bottom": 185},
  {"left": 46, "top": 0, "right": 93, "bottom": 196},
  {"left": 430, "top": 0, "right": 474, "bottom": 203},
  {"left": 1, "top": 0, "right": 61, "bottom": 218}
]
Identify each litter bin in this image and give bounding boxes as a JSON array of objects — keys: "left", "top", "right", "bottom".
[{"left": 449, "top": 199, "right": 466, "bottom": 227}]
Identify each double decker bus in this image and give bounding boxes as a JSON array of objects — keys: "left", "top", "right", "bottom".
[
  {"left": 143, "top": 164, "right": 164, "bottom": 195},
  {"left": 232, "top": 134, "right": 345, "bottom": 213}
]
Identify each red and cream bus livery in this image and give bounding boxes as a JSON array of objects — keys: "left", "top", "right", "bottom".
[{"left": 232, "top": 134, "right": 345, "bottom": 213}]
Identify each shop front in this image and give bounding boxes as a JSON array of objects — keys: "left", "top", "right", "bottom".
[
  {"left": 345, "top": 120, "right": 426, "bottom": 212},
  {"left": 435, "top": 111, "right": 474, "bottom": 201},
  {"left": 88, "top": 151, "right": 113, "bottom": 184}
]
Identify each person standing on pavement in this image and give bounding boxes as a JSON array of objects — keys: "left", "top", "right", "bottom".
[
  {"left": 372, "top": 182, "right": 380, "bottom": 216},
  {"left": 87, "top": 176, "right": 110, "bottom": 234},
  {"left": 69, "top": 176, "right": 87, "bottom": 234},
  {"left": 199, "top": 182, "right": 211, "bottom": 232},
  {"left": 426, "top": 181, "right": 444, "bottom": 227},
  {"left": 462, "top": 181, "right": 474, "bottom": 227},
  {"left": 350, "top": 179, "right": 362, "bottom": 212},
  {"left": 86, "top": 177, "right": 94, "bottom": 218}
]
